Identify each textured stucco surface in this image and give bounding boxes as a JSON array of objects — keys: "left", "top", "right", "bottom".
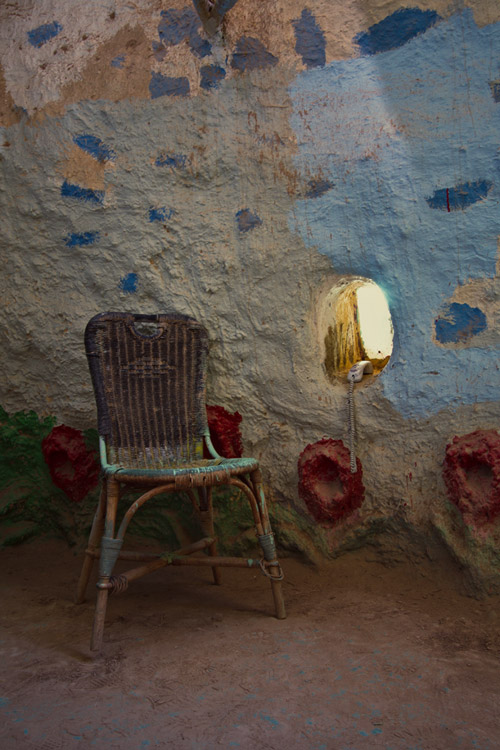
[{"left": 1, "top": 0, "right": 500, "bottom": 574}]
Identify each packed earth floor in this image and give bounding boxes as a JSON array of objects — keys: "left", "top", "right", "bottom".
[{"left": 1, "top": 539, "right": 499, "bottom": 749}]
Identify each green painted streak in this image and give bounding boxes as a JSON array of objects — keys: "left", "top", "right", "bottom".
[{"left": 0, "top": 408, "right": 324, "bottom": 562}]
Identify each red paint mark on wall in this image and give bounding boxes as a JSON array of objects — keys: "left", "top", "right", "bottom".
[
  {"left": 446, "top": 187, "right": 450, "bottom": 212},
  {"left": 205, "top": 405, "right": 243, "bottom": 458},
  {"left": 298, "top": 438, "right": 365, "bottom": 525},
  {"left": 42, "top": 425, "right": 99, "bottom": 503},
  {"left": 443, "top": 429, "right": 500, "bottom": 525}
]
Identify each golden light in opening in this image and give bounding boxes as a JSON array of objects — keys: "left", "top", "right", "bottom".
[{"left": 356, "top": 282, "right": 393, "bottom": 361}]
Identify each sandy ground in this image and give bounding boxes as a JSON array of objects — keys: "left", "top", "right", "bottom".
[{"left": 1, "top": 539, "right": 499, "bottom": 749}]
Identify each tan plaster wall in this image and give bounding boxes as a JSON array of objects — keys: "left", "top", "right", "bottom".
[{"left": 1, "top": 0, "right": 500, "bottom": 573}]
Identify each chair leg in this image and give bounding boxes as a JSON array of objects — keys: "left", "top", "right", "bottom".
[
  {"left": 258, "top": 532, "right": 286, "bottom": 620},
  {"left": 75, "top": 483, "right": 107, "bottom": 604},
  {"left": 90, "top": 477, "right": 121, "bottom": 652},
  {"left": 91, "top": 587, "right": 110, "bottom": 652},
  {"left": 251, "top": 470, "right": 286, "bottom": 620},
  {"left": 270, "top": 573, "right": 286, "bottom": 620},
  {"left": 198, "top": 487, "right": 221, "bottom": 585}
]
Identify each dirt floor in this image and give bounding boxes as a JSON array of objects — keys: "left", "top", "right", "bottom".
[{"left": 1, "top": 539, "right": 500, "bottom": 750}]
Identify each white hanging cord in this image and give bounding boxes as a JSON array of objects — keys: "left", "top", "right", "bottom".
[{"left": 347, "top": 379, "right": 356, "bottom": 473}]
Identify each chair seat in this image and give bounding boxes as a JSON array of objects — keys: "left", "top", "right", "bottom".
[{"left": 107, "top": 456, "right": 259, "bottom": 485}]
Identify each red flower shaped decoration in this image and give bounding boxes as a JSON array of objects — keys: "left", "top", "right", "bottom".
[
  {"left": 298, "top": 438, "right": 365, "bottom": 525},
  {"left": 205, "top": 405, "right": 243, "bottom": 458},
  {"left": 42, "top": 425, "right": 100, "bottom": 503},
  {"left": 443, "top": 429, "right": 500, "bottom": 525}
]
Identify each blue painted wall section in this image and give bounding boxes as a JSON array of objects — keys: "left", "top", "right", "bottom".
[
  {"left": 236, "top": 209, "right": 262, "bottom": 232},
  {"left": 306, "top": 178, "right": 333, "bottom": 199},
  {"left": 435, "top": 303, "right": 487, "bottom": 344},
  {"left": 155, "top": 152, "right": 188, "bottom": 169},
  {"left": 111, "top": 55, "right": 125, "bottom": 69},
  {"left": 292, "top": 9, "right": 326, "bottom": 69},
  {"left": 64, "top": 231, "right": 100, "bottom": 247},
  {"left": 489, "top": 81, "right": 500, "bottom": 102},
  {"left": 149, "top": 72, "right": 190, "bottom": 99},
  {"left": 61, "top": 181, "right": 104, "bottom": 205},
  {"left": 119, "top": 273, "right": 138, "bottom": 294},
  {"left": 290, "top": 11, "right": 500, "bottom": 418},
  {"left": 27, "top": 21, "right": 62, "bottom": 48},
  {"left": 231, "top": 37, "right": 278, "bottom": 72},
  {"left": 149, "top": 206, "right": 175, "bottom": 222},
  {"left": 200, "top": 65, "right": 226, "bottom": 90},
  {"left": 426, "top": 180, "right": 493, "bottom": 211},
  {"left": 192, "top": 0, "right": 240, "bottom": 23},
  {"left": 73, "top": 135, "right": 115, "bottom": 163},
  {"left": 157, "top": 7, "right": 211, "bottom": 59},
  {"left": 355, "top": 8, "right": 442, "bottom": 55}
]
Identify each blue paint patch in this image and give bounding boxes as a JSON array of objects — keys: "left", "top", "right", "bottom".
[
  {"left": 306, "top": 178, "right": 333, "bottom": 198},
  {"left": 200, "top": 65, "right": 226, "bottom": 90},
  {"left": 426, "top": 180, "right": 493, "bottom": 211},
  {"left": 435, "top": 303, "right": 487, "bottom": 344},
  {"left": 231, "top": 37, "right": 278, "bottom": 72},
  {"left": 158, "top": 8, "right": 196, "bottom": 44},
  {"left": 73, "top": 134, "right": 115, "bottom": 163},
  {"left": 111, "top": 55, "right": 125, "bottom": 69},
  {"left": 155, "top": 152, "right": 188, "bottom": 169},
  {"left": 64, "top": 231, "right": 100, "bottom": 247},
  {"left": 27, "top": 21, "right": 62, "bottom": 48},
  {"left": 149, "top": 72, "right": 190, "bottom": 99},
  {"left": 119, "top": 273, "right": 138, "bottom": 294},
  {"left": 149, "top": 206, "right": 175, "bottom": 222},
  {"left": 489, "top": 81, "right": 500, "bottom": 102},
  {"left": 355, "top": 8, "right": 441, "bottom": 56},
  {"left": 236, "top": 208, "right": 262, "bottom": 232},
  {"left": 293, "top": 9, "right": 326, "bottom": 69},
  {"left": 193, "top": 0, "right": 239, "bottom": 23},
  {"left": 152, "top": 40, "right": 166, "bottom": 61},
  {"left": 190, "top": 35, "right": 212, "bottom": 59},
  {"left": 61, "top": 181, "right": 104, "bottom": 205},
  {"left": 290, "top": 10, "right": 500, "bottom": 418},
  {"left": 158, "top": 8, "right": 211, "bottom": 58}
]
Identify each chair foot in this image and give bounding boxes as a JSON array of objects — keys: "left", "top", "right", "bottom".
[
  {"left": 270, "top": 577, "right": 286, "bottom": 619},
  {"left": 90, "top": 585, "right": 109, "bottom": 652},
  {"left": 256, "top": 529, "right": 286, "bottom": 619},
  {"left": 212, "top": 566, "right": 222, "bottom": 585},
  {"left": 208, "top": 540, "right": 222, "bottom": 585}
]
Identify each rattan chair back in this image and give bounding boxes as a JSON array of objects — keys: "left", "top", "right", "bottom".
[{"left": 85, "top": 312, "right": 209, "bottom": 470}]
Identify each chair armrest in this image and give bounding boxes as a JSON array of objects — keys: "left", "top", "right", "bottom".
[{"left": 204, "top": 431, "right": 223, "bottom": 460}]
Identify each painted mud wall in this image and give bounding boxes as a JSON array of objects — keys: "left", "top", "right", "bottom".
[{"left": 1, "top": 0, "right": 500, "bottom": 584}]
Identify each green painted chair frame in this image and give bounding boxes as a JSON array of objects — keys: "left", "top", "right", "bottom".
[{"left": 76, "top": 312, "right": 286, "bottom": 651}]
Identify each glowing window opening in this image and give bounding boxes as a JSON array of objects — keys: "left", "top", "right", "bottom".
[{"left": 322, "top": 278, "right": 393, "bottom": 381}]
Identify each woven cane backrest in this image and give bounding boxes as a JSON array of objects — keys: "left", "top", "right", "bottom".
[{"left": 85, "top": 312, "right": 209, "bottom": 469}]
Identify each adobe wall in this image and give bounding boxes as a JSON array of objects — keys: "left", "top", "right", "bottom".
[{"left": 1, "top": 1, "right": 499, "bottom": 581}]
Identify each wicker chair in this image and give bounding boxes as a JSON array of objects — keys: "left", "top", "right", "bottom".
[{"left": 76, "top": 312, "right": 286, "bottom": 651}]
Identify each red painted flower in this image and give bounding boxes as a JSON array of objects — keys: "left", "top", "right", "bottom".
[
  {"left": 443, "top": 429, "right": 500, "bottom": 525},
  {"left": 298, "top": 438, "right": 365, "bottom": 525},
  {"left": 42, "top": 425, "right": 100, "bottom": 503},
  {"left": 205, "top": 405, "right": 243, "bottom": 458}
]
